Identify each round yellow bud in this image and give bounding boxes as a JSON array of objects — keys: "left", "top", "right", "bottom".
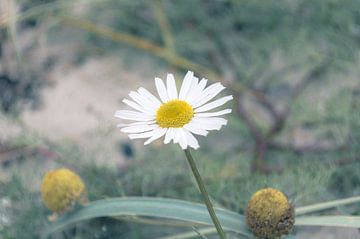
[
  {"left": 41, "top": 168, "right": 85, "bottom": 212},
  {"left": 245, "top": 188, "right": 295, "bottom": 239}
]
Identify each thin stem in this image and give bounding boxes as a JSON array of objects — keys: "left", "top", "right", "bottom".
[{"left": 184, "top": 149, "right": 227, "bottom": 239}]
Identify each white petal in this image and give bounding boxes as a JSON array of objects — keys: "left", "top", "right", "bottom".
[
  {"left": 195, "top": 95, "right": 233, "bottom": 113},
  {"left": 192, "top": 117, "right": 227, "bottom": 130},
  {"left": 186, "top": 78, "right": 208, "bottom": 104},
  {"left": 117, "top": 120, "right": 156, "bottom": 127},
  {"left": 128, "top": 91, "right": 146, "bottom": 106},
  {"left": 195, "top": 109, "right": 232, "bottom": 118},
  {"left": 114, "top": 110, "right": 154, "bottom": 121},
  {"left": 122, "top": 99, "right": 154, "bottom": 115},
  {"left": 155, "top": 77, "right": 170, "bottom": 102},
  {"left": 129, "top": 91, "right": 159, "bottom": 112},
  {"left": 192, "top": 83, "right": 226, "bottom": 108},
  {"left": 198, "top": 79, "right": 208, "bottom": 90},
  {"left": 128, "top": 131, "right": 154, "bottom": 139},
  {"left": 173, "top": 128, "right": 182, "bottom": 143},
  {"left": 183, "top": 122, "right": 209, "bottom": 136},
  {"left": 183, "top": 130, "right": 199, "bottom": 149},
  {"left": 144, "top": 128, "right": 167, "bottom": 145},
  {"left": 178, "top": 129, "right": 188, "bottom": 149},
  {"left": 191, "top": 82, "right": 225, "bottom": 107},
  {"left": 166, "top": 74, "right": 178, "bottom": 99},
  {"left": 183, "top": 76, "right": 199, "bottom": 101},
  {"left": 179, "top": 71, "right": 194, "bottom": 100},
  {"left": 164, "top": 128, "right": 174, "bottom": 144},
  {"left": 138, "top": 87, "right": 162, "bottom": 108},
  {"left": 120, "top": 124, "right": 157, "bottom": 133}
]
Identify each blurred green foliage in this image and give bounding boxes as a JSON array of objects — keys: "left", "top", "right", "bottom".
[{"left": 86, "top": 0, "right": 360, "bottom": 80}]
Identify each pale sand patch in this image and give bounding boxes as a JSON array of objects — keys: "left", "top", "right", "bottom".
[
  {"left": 22, "top": 56, "right": 141, "bottom": 141},
  {"left": 20, "top": 55, "right": 160, "bottom": 166}
]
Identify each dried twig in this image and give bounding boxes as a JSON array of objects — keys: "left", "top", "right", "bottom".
[
  {"left": 234, "top": 58, "right": 332, "bottom": 173},
  {"left": 267, "top": 58, "right": 332, "bottom": 138},
  {"left": 152, "top": 0, "right": 175, "bottom": 53}
]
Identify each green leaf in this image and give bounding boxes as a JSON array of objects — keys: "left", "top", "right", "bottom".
[
  {"left": 295, "top": 216, "right": 360, "bottom": 228},
  {"left": 157, "top": 227, "right": 217, "bottom": 239},
  {"left": 42, "top": 197, "right": 251, "bottom": 239},
  {"left": 295, "top": 196, "right": 360, "bottom": 215}
]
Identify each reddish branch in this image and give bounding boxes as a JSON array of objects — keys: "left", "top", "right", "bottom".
[{"left": 234, "top": 58, "right": 332, "bottom": 173}]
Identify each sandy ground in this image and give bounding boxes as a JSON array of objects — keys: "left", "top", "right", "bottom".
[
  {"left": 20, "top": 53, "right": 162, "bottom": 166},
  {"left": 21, "top": 56, "right": 132, "bottom": 141}
]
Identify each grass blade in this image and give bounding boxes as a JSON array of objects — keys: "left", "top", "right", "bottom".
[
  {"left": 42, "top": 197, "right": 251, "bottom": 239},
  {"left": 157, "top": 227, "right": 216, "bottom": 239},
  {"left": 295, "top": 216, "right": 360, "bottom": 228},
  {"left": 295, "top": 196, "right": 360, "bottom": 215}
]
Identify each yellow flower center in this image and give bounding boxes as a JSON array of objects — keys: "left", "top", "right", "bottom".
[
  {"left": 41, "top": 168, "right": 85, "bottom": 212},
  {"left": 156, "top": 100, "right": 194, "bottom": 128}
]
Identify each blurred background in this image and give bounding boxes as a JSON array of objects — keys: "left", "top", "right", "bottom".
[{"left": 1, "top": 0, "right": 360, "bottom": 238}]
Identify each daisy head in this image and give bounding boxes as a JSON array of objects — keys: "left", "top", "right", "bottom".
[{"left": 115, "top": 71, "right": 233, "bottom": 150}]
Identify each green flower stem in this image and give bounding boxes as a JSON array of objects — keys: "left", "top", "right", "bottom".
[{"left": 184, "top": 149, "right": 227, "bottom": 239}]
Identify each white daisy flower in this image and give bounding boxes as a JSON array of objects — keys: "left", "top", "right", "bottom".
[{"left": 115, "top": 71, "right": 233, "bottom": 150}]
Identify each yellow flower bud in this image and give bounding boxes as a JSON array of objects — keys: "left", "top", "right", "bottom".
[
  {"left": 41, "top": 168, "right": 85, "bottom": 212},
  {"left": 246, "top": 188, "right": 295, "bottom": 239}
]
